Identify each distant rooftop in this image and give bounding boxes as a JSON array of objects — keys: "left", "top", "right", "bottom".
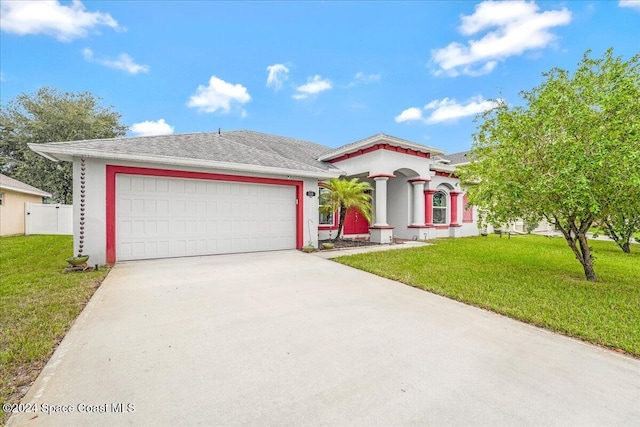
[
  {"left": 441, "top": 151, "right": 471, "bottom": 165},
  {"left": 0, "top": 173, "right": 52, "bottom": 197}
]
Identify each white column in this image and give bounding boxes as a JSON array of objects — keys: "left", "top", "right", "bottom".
[
  {"left": 411, "top": 180, "right": 426, "bottom": 226},
  {"left": 373, "top": 176, "right": 389, "bottom": 226}
]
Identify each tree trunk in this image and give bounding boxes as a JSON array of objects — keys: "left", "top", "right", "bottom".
[
  {"left": 333, "top": 206, "right": 347, "bottom": 242},
  {"left": 577, "top": 233, "right": 598, "bottom": 282},
  {"left": 604, "top": 220, "right": 632, "bottom": 254},
  {"left": 554, "top": 216, "right": 598, "bottom": 282}
]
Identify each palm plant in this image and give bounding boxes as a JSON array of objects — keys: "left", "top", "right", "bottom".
[{"left": 319, "top": 178, "right": 373, "bottom": 242}]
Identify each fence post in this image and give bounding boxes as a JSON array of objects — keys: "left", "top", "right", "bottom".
[
  {"left": 56, "top": 204, "right": 61, "bottom": 233},
  {"left": 25, "top": 202, "right": 31, "bottom": 235}
]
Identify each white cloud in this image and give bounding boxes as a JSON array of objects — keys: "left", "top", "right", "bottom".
[
  {"left": 431, "top": 0, "right": 571, "bottom": 77},
  {"left": 0, "top": 0, "right": 119, "bottom": 42},
  {"left": 395, "top": 96, "right": 498, "bottom": 124},
  {"left": 395, "top": 107, "right": 424, "bottom": 123},
  {"left": 130, "top": 119, "right": 174, "bottom": 137},
  {"left": 266, "top": 64, "right": 290, "bottom": 90},
  {"left": 349, "top": 71, "right": 381, "bottom": 87},
  {"left": 292, "top": 75, "right": 332, "bottom": 99},
  {"left": 424, "top": 96, "right": 498, "bottom": 124},
  {"left": 187, "top": 75, "right": 251, "bottom": 115},
  {"left": 619, "top": 0, "right": 640, "bottom": 11},
  {"left": 83, "top": 48, "right": 149, "bottom": 74}
]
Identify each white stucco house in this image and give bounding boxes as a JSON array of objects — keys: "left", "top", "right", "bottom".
[{"left": 29, "top": 131, "right": 477, "bottom": 265}]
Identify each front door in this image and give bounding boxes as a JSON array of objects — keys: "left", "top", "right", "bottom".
[{"left": 343, "top": 207, "right": 370, "bottom": 235}]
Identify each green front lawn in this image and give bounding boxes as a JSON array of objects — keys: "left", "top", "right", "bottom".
[
  {"left": 0, "top": 235, "right": 108, "bottom": 422},
  {"left": 336, "top": 235, "right": 640, "bottom": 356}
]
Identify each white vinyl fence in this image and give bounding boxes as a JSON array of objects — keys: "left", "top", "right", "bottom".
[{"left": 25, "top": 203, "right": 73, "bottom": 235}]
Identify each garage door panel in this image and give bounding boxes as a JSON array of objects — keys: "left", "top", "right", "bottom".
[{"left": 116, "top": 175, "right": 296, "bottom": 260}]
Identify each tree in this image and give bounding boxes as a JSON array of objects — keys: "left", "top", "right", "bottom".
[
  {"left": 319, "top": 178, "right": 373, "bottom": 242},
  {"left": 597, "top": 185, "right": 640, "bottom": 253},
  {"left": 0, "top": 87, "right": 127, "bottom": 203},
  {"left": 459, "top": 48, "right": 640, "bottom": 282}
]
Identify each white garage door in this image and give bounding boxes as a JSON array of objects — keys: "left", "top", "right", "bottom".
[{"left": 116, "top": 175, "right": 296, "bottom": 261}]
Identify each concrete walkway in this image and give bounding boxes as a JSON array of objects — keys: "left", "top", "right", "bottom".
[
  {"left": 9, "top": 250, "right": 640, "bottom": 426},
  {"left": 312, "top": 240, "right": 429, "bottom": 259}
]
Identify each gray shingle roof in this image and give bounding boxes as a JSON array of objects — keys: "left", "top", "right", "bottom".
[
  {"left": 34, "top": 130, "right": 340, "bottom": 175},
  {"left": 0, "top": 173, "right": 52, "bottom": 197},
  {"left": 441, "top": 150, "right": 471, "bottom": 165}
]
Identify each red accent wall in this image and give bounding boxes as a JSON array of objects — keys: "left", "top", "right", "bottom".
[
  {"left": 328, "top": 143, "right": 431, "bottom": 163},
  {"left": 450, "top": 191, "right": 461, "bottom": 227},
  {"left": 106, "top": 165, "right": 304, "bottom": 264},
  {"left": 463, "top": 194, "right": 474, "bottom": 223},
  {"left": 434, "top": 170, "right": 459, "bottom": 178}
]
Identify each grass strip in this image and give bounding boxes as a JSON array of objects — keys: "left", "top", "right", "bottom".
[
  {"left": 336, "top": 234, "right": 640, "bottom": 356},
  {"left": 0, "top": 235, "right": 109, "bottom": 423}
]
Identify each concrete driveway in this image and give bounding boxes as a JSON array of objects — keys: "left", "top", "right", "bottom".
[{"left": 9, "top": 250, "right": 640, "bottom": 426}]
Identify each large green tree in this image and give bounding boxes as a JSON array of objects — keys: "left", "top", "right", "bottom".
[
  {"left": 0, "top": 87, "right": 127, "bottom": 203},
  {"left": 319, "top": 178, "right": 373, "bottom": 242},
  {"left": 459, "top": 48, "right": 640, "bottom": 282}
]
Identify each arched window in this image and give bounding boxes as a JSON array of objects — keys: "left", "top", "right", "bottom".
[{"left": 433, "top": 191, "right": 447, "bottom": 224}]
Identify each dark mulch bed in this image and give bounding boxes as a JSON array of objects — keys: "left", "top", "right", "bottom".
[
  {"left": 319, "top": 239, "right": 378, "bottom": 248},
  {"left": 319, "top": 239, "right": 400, "bottom": 249}
]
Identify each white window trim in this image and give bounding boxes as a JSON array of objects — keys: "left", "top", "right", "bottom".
[{"left": 433, "top": 191, "right": 448, "bottom": 225}]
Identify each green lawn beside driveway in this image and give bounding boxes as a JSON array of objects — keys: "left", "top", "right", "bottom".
[
  {"left": 0, "top": 235, "right": 108, "bottom": 422},
  {"left": 336, "top": 234, "right": 640, "bottom": 357}
]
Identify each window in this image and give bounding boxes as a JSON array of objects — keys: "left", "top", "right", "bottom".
[
  {"left": 433, "top": 191, "right": 447, "bottom": 224},
  {"left": 318, "top": 188, "right": 334, "bottom": 225},
  {"left": 0, "top": 192, "right": 4, "bottom": 206}
]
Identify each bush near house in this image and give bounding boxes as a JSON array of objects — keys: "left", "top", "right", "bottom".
[
  {"left": 0, "top": 235, "right": 108, "bottom": 423},
  {"left": 336, "top": 235, "right": 640, "bottom": 357}
]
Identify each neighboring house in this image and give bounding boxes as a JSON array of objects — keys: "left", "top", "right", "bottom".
[
  {"left": 0, "top": 173, "right": 52, "bottom": 236},
  {"left": 29, "top": 131, "right": 477, "bottom": 264}
]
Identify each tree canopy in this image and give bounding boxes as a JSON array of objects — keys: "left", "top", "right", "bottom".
[
  {"left": 459, "top": 48, "right": 640, "bottom": 281},
  {"left": 0, "top": 87, "right": 127, "bottom": 203},
  {"left": 319, "top": 178, "right": 373, "bottom": 242}
]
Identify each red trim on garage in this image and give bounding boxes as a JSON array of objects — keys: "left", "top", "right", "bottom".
[
  {"left": 327, "top": 144, "right": 431, "bottom": 163},
  {"left": 106, "top": 165, "right": 304, "bottom": 264}
]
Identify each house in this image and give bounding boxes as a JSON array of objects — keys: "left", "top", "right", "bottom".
[
  {"left": 0, "top": 173, "right": 52, "bottom": 236},
  {"left": 29, "top": 131, "right": 477, "bottom": 264}
]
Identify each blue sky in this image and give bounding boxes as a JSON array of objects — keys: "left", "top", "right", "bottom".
[{"left": 1, "top": 1, "right": 639, "bottom": 153}]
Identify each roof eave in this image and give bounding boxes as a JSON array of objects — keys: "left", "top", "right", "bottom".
[
  {"left": 319, "top": 135, "right": 445, "bottom": 161},
  {"left": 0, "top": 185, "right": 51, "bottom": 197},
  {"left": 29, "top": 145, "right": 345, "bottom": 180},
  {"left": 29, "top": 144, "right": 67, "bottom": 161}
]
